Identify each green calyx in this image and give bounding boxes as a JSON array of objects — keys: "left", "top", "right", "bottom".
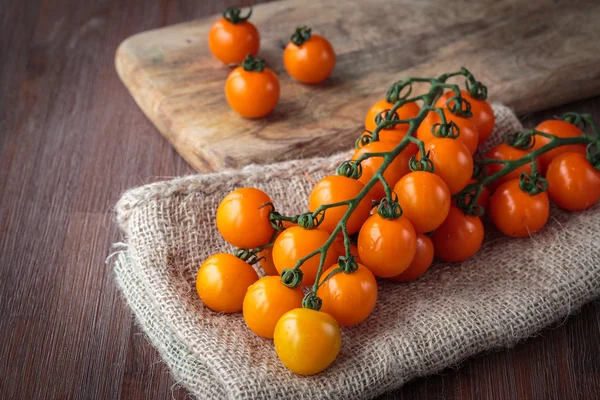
[
  {"left": 445, "top": 95, "right": 472, "bottom": 118},
  {"left": 455, "top": 191, "right": 484, "bottom": 217},
  {"left": 338, "top": 256, "right": 359, "bottom": 274},
  {"left": 223, "top": 6, "right": 253, "bottom": 24},
  {"left": 302, "top": 291, "right": 322, "bottom": 311},
  {"left": 408, "top": 153, "right": 435, "bottom": 173},
  {"left": 431, "top": 121, "right": 460, "bottom": 139},
  {"left": 297, "top": 211, "right": 324, "bottom": 229},
  {"left": 377, "top": 196, "right": 403, "bottom": 220},
  {"left": 375, "top": 109, "right": 400, "bottom": 129},
  {"left": 241, "top": 54, "right": 265, "bottom": 72},
  {"left": 281, "top": 268, "right": 304, "bottom": 288},
  {"left": 290, "top": 25, "right": 312, "bottom": 46},
  {"left": 505, "top": 130, "right": 535, "bottom": 150},
  {"left": 336, "top": 160, "right": 363, "bottom": 179},
  {"left": 386, "top": 80, "right": 413, "bottom": 103},
  {"left": 519, "top": 170, "right": 548, "bottom": 195}
]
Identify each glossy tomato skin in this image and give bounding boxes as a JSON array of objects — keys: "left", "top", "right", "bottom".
[
  {"left": 532, "top": 120, "right": 587, "bottom": 174},
  {"left": 308, "top": 175, "right": 372, "bottom": 235},
  {"left": 352, "top": 140, "right": 415, "bottom": 201},
  {"left": 196, "top": 253, "right": 258, "bottom": 313},
  {"left": 357, "top": 213, "right": 417, "bottom": 277},
  {"left": 208, "top": 18, "right": 259, "bottom": 64},
  {"left": 431, "top": 207, "right": 484, "bottom": 262},
  {"left": 394, "top": 171, "right": 451, "bottom": 233},
  {"left": 317, "top": 264, "right": 377, "bottom": 326},
  {"left": 272, "top": 226, "right": 337, "bottom": 286},
  {"left": 423, "top": 138, "right": 474, "bottom": 195},
  {"left": 225, "top": 66, "right": 280, "bottom": 118},
  {"left": 435, "top": 90, "right": 495, "bottom": 144},
  {"left": 416, "top": 108, "right": 479, "bottom": 155},
  {"left": 546, "top": 152, "right": 600, "bottom": 211},
  {"left": 216, "top": 188, "right": 275, "bottom": 249},
  {"left": 274, "top": 308, "right": 342, "bottom": 375},
  {"left": 485, "top": 143, "right": 532, "bottom": 191},
  {"left": 283, "top": 35, "right": 335, "bottom": 84},
  {"left": 365, "top": 100, "right": 421, "bottom": 133},
  {"left": 243, "top": 276, "right": 304, "bottom": 338},
  {"left": 391, "top": 233, "right": 434, "bottom": 282},
  {"left": 489, "top": 179, "right": 550, "bottom": 238}
]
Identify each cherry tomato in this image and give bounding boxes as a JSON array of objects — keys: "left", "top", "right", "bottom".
[
  {"left": 451, "top": 179, "right": 491, "bottom": 217},
  {"left": 216, "top": 188, "right": 274, "bottom": 249},
  {"left": 391, "top": 233, "right": 434, "bottom": 282},
  {"left": 332, "top": 236, "right": 361, "bottom": 264},
  {"left": 357, "top": 213, "right": 417, "bottom": 277},
  {"left": 393, "top": 171, "right": 451, "bottom": 233},
  {"left": 365, "top": 100, "right": 421, "bottom": 133},
  {"left": 243, "top": 276, "right": 304, "bottom": 338},
  {"left": 531, "top": 120, "right": 587, "bottom": 174},
  {"left": 431, "top": 207, "right": 484, "bottom": 262},
  {"left": 317, "top": 263, "right": 377, "bottom": 326},
  {"left": 272, "top": 226, "right": 337, "bottom": 286},
  {"left": 416, "top": 108, "right": 479, "bottom": 155},
  {"left": 274, "top": 308, "right": 341, "bottom": 375},
  {"left": 257, "top": 246, "right": 278, "bottom": 275},
  {"left": 546, "top": 152, "right": 600, "bottom": 211},
  {"left": 196, "top": 253, "right": 258, "bottom": 313},
  {"left": 489, "top": 179, "right": 550, "bottom": 238},
  {"left": 225, "top": 61, "right": 280, "bottom": 118},
  {"left": 352, "top": 140, "right": 416, "bottom": 200},
  {"left": 308, "top": 175, "right": 372, "bottom": 235},
  {"left": 208, "top": 8, "right": 259, "bottom": 64},
  {"left": 485, "top": 143, "right": 532, "bottom": 191},
  {"left": 283, "top": 28, "right": 335, "bottom": 84},
  {"left": 422, "top": 138, "right": 473, "bottom": 195},
  {"left": 435, "top": 90, "right": 495, "bottom": 144}
]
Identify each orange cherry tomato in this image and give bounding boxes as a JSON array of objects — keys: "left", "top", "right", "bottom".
[
  {"left": 485, "top": 143, "right": 532, "bottom": 191},
  {"left": 216, "top": 188, "right": 275, "bottom": 249},
  {"left": 365, "top": 100, "right": 421, "bottom": 133},
  {"left": 393, "top": 171, "right": 451, "bottom": 233},
  {"left": 391, "top": 233, "right": 434, "bottom": 282},
  {"left": 357, "top": 213, "right": 417, "bottom": 277},
  {"left": 196, "top": 253, "right": 258, "bottom": 313},
  {"left": 422, "top": 138, "right": 474, "bottom": 195},
  {"left": 531, "top": 120, "right": 587, "bottom": 174},
  {"left": 317, "top": 263, "right": 377, "bottom": 326},
  {"left": 274, "top": 308, "right": 341, "bottom": 375},
  {"left": 431, "top": 207, "right": 484, "bottom": 262},
  {"left": 489, "top": 179, "right": 550, "bottom": 238},
  {"left": 243, "top": 276, "right": 304, "bottom": 338},
  {"left": 308, "top": 175, "right": 372, "bottom": 235},
  {"left": 451, "top": 179, "right": 491, "bottom": 217},
  {"left": 283, "top": 27, "right": 335, "bottom": 84},
  {"left": 225, "top": 59, "right": 280, "bottom": 118},
  {"left": 352, "top": 140, "right": 416, "bottom": 200},
  {"left": 208, "top": 7, "right": 259, "bottom": 64},
  {"left": 546, "top": 152, "right": 600, "bottom": 211},
  {"left": 435, "top": 90, "right": 495, "bottom": 145},
  {"left": 257, "top": 246, "right": 279, "bottom": 275},
  {"left": 416, "top": 108, "right": 479, "bottom": 155},
  {"left": 272, "top": 226, "right": 337, "bottom": 286},
  {"left": 332, "top": 236, "right": 361, "bottom": 264}
]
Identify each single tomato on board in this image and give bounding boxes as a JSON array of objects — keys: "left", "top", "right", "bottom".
[
  {"left": 208, "top": 6, "right": 259, "bottom": 64},
  {"left": 283, "top": 26, "right": 335, "bottom": 84}
]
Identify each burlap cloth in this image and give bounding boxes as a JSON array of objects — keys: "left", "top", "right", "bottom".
[{"left": 110, "top": 104, "right": 600, "bottom": 399}]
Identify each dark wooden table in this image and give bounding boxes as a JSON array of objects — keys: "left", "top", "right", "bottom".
[{"left": 1, "top": 1, "right": 599, "bottom": 399}]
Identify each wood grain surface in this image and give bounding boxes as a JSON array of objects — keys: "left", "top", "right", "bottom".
[
  {"left": 116, "top": 0, "right": 600, "bottom": 172},
  {"left": 1, "top": 0, "right": 599, "bottom": 399}
]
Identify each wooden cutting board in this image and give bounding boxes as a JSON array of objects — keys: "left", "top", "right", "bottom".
[{"left": 115, "top": 0, "right": 600, "bottom": 172}]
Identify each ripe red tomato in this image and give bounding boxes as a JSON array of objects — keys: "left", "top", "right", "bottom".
[
  {"left": 283, "top": 28, "right": 335, "bottom": 84},
  {"left": 272, "top": 226, "right": 337, "bottom": 286},
  {"left": 390, "top": 233, "right": 434, "bottom": 282},
  {"left": 485, "top": 143, "right": 532, "bottom": 191},
  {"left": 308, "top": 175, "right": 372, "bottom": 234},
  {"left": 489, "top": 179, "right": 550, "bottom": 237},
  {"left": 352, "top": 140, "right": 416, "bottom": 200},
  {"left": 357, "top": 213, "right": 417, "bottom": 277},
  {"left": 422, "top": 138, "right": 474, "bottom": 195},
  {"left": 364, "top": 100, "right": 421, "bottom": 133},
  {"left": 243, "top": 276, "right": 304, "bottom": 338},
  {"left": 532, "top": 120, "right": 587, "bottom": 174},
  {"left": 274, "top": 308, "right": 341, "bottom": 375},
  {"left": 416, "top": 108, "right": 479, "bottom": 154},
  {"left": 393, "top": 171, "right": 451, "bottom": 233},
  {"left": 546, "top": 152, "right": 600, "bottom": 211},
  {"left": 196, "top": 253, "right": 258, "bottom": 313},
  {"left": 208, "top": 8, "right": 259, "bottom": 64},
  {"left": 216, "top": 188, "right": 275, "bottom": 249},
  {"left": 317, "top": 263, "right": 378, "bottom": 326},
  {"left": 431, "top": 207, "right": 484, "bottom": 262},
  {"left": 435, "top": 90, "right": 495, "bottom": 145},
  {"left": 225, "top": 61, "right": 280, "bottom": 118}
]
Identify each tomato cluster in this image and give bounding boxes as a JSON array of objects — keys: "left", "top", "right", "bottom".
[
  {"left": 195, "top": 69, "right": 599, "bottom": 376},
  {"left": 210, "top": 7, "right": 336, "bottom": 118}
]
